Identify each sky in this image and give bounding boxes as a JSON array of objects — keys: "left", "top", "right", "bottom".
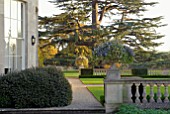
[{"left": 38, "top": 0, "right": 170, "bottom": 52}]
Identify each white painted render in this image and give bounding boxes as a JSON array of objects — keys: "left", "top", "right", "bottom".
[{"left": 0, "top": 0, "right": 38, "bottom": 74}]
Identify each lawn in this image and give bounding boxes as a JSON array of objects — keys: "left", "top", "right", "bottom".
[
  {"left": 146, "top": 85, "right": 170, "bottom": 96},
  {"left": 87, "top": 86, "right": 104, "bottom": 102},
  {"left": 63, "top": 70, "right": 79, "bottom": 78},
  {"left": 80, "top": 78, "right": 104, "bottom": 84}
]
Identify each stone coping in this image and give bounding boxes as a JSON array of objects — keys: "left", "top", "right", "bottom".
[
  {"left": 104, "top": 76, "right": 170, "bottom": 84},
  {"left": 0, "top": 107, "right": 105, "bottom": 114},
  {"left": 0, "top": 107, "right": 105, "bottom": 111}
]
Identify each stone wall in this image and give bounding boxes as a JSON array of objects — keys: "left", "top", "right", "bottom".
[
  {"left": 0, "top": 0, "right": 5, "bottom": 74},
  {"left": 25, "top": 0, "right": 38, "bottom": 68},
  {"left": 105, "top": 77, "right": 170, "bottom": 113}
]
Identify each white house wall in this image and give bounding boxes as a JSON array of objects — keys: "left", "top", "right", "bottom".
[
  {"left": 26, "top": 0, "right": 38, "bottom": 68},
  {"left": 0, "top": 0, "right": 5, "bottom": 74},
  {"left": 0, "top": 0, "right": 38, "bottom": 74}
]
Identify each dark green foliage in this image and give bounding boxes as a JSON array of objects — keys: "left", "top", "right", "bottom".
[
  {"left": 63, "top": 70, "right": 79, "bottom": 73},
  {"left": 116, "top": 104, "right": 170, "bottom": 114},
  {"left": 79, "top": 75, "right": 105, "bottom": 78},
  {"left": 0, "top": 67, "right": 72, "bottom": 108},
  {"left": 44, "top": 53, "right": 76, "bottom": 66},
  {"left": 44, "top": 58, "right": 75, "bottom": 66},
  {"left": 100, "top": 95, "right": 105, "bottom": 106},
  {"left": 140, "top": 75, "right": 170, "bottom": 78},
  {"left": 80, "top": 68, "right": 93, "bottom": 76},
  {"left": 132, "top": 69, "right": 148, "bottom": 76}
]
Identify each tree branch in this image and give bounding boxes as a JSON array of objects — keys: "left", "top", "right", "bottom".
[{"left": 98, "top": 5, "right": 118, "bottom": 24}]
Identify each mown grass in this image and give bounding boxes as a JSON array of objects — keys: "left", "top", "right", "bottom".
[
  {"left": 146, "top": 85, "right": 170, "bottom": 95},
  {"left": 63, "top": 70, "right": 79, "bottom": 78},
  {"left": 80, "top": 78, "right": 104, "bottom": 84},
  {"left": 87, "top": 86, "right": 104, "bottom": 102}
]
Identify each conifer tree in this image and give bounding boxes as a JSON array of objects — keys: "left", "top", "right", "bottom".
[{"left": 39, "top": 0, "right": 166, "bottom": 66}]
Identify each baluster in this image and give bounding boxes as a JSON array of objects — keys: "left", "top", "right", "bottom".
[
  {"left": 138, "top": 83, "right": 144, "bottom": 103},
  {"left": 156, "top": 83, "right": 162, "bottom": 103},
  {"left": 123, "top": 83, "right": 132, "bottom": 103},
  {"left": 136, "top": 83, "right": 140, "bottom": 103},
  {"left": 94, "top": 69, "right": 96, "bottom": 75},
  {"left": 149, "top": 83, "right": 155, "bottom": 103},
  {"left": 164, "top": 83, "right": 169, "bottom": 103},
  {"left": 148, "top": 69, "right": 151, "bottom": 75},
  {"left": 142, "top": 83, "right": 147, "bottom": 103},
  {"left": 131, "top": 83, "right": 136, "bottom": 103}
]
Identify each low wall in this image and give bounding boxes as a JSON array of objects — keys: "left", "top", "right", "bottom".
[{"left": 105, "top": 77, "right": 170, "bottom": 113}]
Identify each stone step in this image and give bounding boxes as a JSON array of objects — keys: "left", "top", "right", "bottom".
[{"left": 0, "top": 108, "right": 106, "bottom": 114}]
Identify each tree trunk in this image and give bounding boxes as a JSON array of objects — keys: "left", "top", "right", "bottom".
[{"left": 92, "top": 0, "right": 99, "bottom": 30}]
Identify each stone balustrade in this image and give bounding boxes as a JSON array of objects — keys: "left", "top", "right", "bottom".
[
  {"left": 105, "top": 78, "right": 170, "bottom": 113},
  {"left": 93, "top": 69, "right": 107, "bottom": 75},
  {"left": 94, "top": 69, "right": 170, "bottom": 76},
  {"left": 148, "top": 69, "right": 170, "bottom": 75}
]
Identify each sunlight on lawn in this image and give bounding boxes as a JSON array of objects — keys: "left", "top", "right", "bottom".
[
  {"left": 80, "top": 78, "right": 104, "bottom": 84},
  {"left": 87, "top": 87, "right": 104, "bottom": 102},
  {"left": 63, "top": 70, "right": 79, "bottom": 78}
]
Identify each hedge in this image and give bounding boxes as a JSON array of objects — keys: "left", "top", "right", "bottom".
[
  {"left": 80, "top": 68, "right": 93, "bottom": 76},
  {"left": 0, "top": 67, "right": 72, "bottom": 108},
  {"left": 79, "top": 75, "right": 105, "bottom": 78},
  {"left": 132, "top": 69, "right": 148, "bottom": 76}
]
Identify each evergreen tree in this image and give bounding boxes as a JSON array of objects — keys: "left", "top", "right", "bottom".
[{"left": 39, "top": 0, "right": 166, "bottom": 66}]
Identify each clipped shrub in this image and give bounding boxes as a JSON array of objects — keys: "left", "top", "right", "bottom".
[
  {"left": 80, "top": 68, "right": 93, "bottom": 76},
  {"left": 0, "top": 67, "right": 72, "bottom": 108},
  {"left": 141, "top": 75, "right": 170, "bottom": 78},
  {"left": 131, "top": 68, "right": 148, "bottom": 76},
  {"left": 79, "top": 75, "right": 105, "bottom": 78}
]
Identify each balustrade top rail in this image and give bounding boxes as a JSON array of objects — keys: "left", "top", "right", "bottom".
[{"left": 105, "top": 78, "right": 170, "bottom": 84}]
